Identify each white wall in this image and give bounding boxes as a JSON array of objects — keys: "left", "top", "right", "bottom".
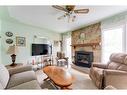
[
  {"left": 1, "top": 19, "right": 61, "bottom": 65},
  {"left": 101, "top": 11, "right": 127, "bottom": 30}
]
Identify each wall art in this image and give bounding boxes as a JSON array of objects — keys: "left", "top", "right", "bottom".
[
  {"left": 5, "top": 32, "right": 13, "bottom": 37},
  {"left": 6, "top": 39, "right": 13, "bottom": 44},
  {"left": 16, "top": 36, "right": 26, "bottom": 46}
]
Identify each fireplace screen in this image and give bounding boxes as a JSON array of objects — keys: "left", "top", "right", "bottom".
[
  {"left": 77, "top": 54, "right": 90, "bottom": 64},
  {"left": 75, "top": 51, "right": 93, "bottom": 68}
]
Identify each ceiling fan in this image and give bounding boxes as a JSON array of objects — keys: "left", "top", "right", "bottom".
[{"left": 52, "top": 5, "right": 89, "bottom": 22}]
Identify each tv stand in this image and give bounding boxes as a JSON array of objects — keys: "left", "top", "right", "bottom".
[{"left": 33, "top": 55, "right": 53, "bottom": 67}]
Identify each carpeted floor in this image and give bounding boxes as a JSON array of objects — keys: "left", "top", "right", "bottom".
[{"left": 35, "top": 67, "right": 97, "bottom": 90}]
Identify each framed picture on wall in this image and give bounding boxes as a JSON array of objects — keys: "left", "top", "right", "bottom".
[{"left": 16, "top": 36, "right": 26, "bottom": 46}]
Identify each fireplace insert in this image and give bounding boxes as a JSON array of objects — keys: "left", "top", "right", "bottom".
[{"left": 74, "top": 51, "right": 93, "bottom": 68}]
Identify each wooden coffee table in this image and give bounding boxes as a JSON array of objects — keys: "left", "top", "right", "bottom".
[{"left": 43, "top": 66, "right": 73, "bottom": 89}]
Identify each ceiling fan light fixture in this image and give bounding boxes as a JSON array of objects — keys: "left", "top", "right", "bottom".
[
  {"left": 72, "top": 15, "right": 76, "bottom": 22},
  {"left": 67, "top": 14, "right": 76, "bottom": 23},
  {"left": 52, "top": 5, "right": 89, "bottom": 23},
  {"left": 57, "top": 14, "right": 66, "bottom": 20}
]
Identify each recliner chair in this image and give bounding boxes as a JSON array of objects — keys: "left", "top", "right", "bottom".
[{"left": 89, "top": 53, "right": 127, "bottom": 89}]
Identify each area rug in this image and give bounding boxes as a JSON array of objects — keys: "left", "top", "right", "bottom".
[{"left": 35, "top": 67, "right": 97, "bottom": 89}]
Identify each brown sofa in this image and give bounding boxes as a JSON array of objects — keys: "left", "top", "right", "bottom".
[{"left": 89, "top": 53, "right": 127, "bottom": 89}]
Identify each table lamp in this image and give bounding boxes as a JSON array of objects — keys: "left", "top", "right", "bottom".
[{"left": 7, "top": 45, "right": 18, "bottom": 66}]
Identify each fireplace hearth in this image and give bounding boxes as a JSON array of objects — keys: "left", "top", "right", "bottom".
[{"left": 74, "top": 51, "right": 93, "bottom": 68}]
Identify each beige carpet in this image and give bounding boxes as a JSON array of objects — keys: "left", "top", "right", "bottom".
[{"left": 35, "top": 67, "right": 97, "bottom": 89}]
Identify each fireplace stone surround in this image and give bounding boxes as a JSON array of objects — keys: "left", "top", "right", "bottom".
[{"left": 74, "top": 51, "right": 94, "bottom": 68}]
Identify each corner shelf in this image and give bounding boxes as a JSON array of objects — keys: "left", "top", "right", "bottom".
[{"left": 71, "top": 42, "right": 100, "bottom": 49}]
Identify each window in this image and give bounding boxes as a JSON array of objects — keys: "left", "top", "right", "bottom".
[{"left": 102, "top": 26, "right": 125, "bottom": 63}]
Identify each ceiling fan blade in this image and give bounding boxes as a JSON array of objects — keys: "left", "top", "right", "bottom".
[
  {"left": 74, "top": 9, "right": 89, "bottom": 14},
  {"left": 57, "top": 13, "right": 68, "bottom": 20},
  {"left": 52, "top": 5, "right": 68, "bottom": 12}
]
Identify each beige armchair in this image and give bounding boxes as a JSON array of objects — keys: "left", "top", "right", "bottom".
[{"left": 89, "top": 53, "right": 127, "bottom": 89}]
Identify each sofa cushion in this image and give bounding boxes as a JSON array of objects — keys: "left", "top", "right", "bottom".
[
  {"left": 117, "top": 64, "right": 127, "bottom": 71},
  {"left": 0, "top": 63, "right": 10, "bottom": 88},
  {"left": 110, "top": 53, "right": 127, "bottom": 64},
  {"left": 108, "top": 62, "right": 121, "bottom": 70},
  {"left": 9, "top": 80, "right": 41, "bottom": 89},
  {"left": 7, "top": 71, "right": 36, "bottom": 89}
]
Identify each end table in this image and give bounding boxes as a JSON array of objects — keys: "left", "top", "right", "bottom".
[{"left": 5, "top": 63, "right": 23, "bottom": 69}]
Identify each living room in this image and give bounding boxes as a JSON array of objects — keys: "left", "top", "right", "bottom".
[{"left": 1, "top": 1, "right": 127, "bottom": 94}]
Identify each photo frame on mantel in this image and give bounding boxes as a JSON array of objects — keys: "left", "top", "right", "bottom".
[{"left": 16, "top": 36, "right": 26, "bottom": 47}]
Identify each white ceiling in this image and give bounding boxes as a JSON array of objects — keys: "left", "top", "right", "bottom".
[{"left": 8, "top": 6, "right": 127, "bottom": 33}]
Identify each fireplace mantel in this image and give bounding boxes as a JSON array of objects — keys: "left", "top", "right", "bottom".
[{"left": 71, "top": 42, "right": 100, "bottom": 49}]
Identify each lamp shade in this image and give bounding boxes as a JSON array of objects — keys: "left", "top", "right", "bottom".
[{"left": 7, "top": 45, "right": 18, "bottom": 55}]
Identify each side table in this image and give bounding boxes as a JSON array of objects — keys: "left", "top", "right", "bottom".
[
  {"left": 57, "top": 59, "right": 68, "bottom": 68},
  {"left": 5, "top": 63, "right": 23, "bottom": 69}
]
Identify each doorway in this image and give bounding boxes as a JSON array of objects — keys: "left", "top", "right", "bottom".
[{"left": 65, "top": 37, "right": 72, "bottom": 65}]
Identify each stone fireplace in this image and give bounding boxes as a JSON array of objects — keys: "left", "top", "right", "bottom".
[
  {"left": 71, "top": 22, "right": 101, "bottom": 65},
  {"left": 74, "top": 51, "right": 93, "bottom": 68}
]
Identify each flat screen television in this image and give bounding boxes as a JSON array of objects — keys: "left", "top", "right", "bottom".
[{"left": 32, "top": 44, "right": 52, "bottom": 56}]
